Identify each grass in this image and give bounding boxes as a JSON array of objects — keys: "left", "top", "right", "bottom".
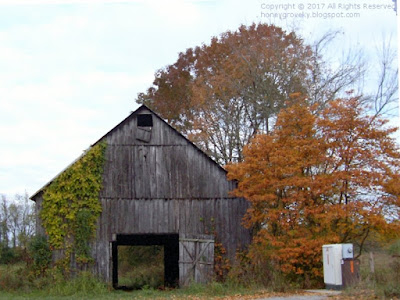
[
  {"left": 0, "top": 280, "right": 284, "bottom": 300},
  {"left": 2, "top": 241, "right": 398, "bottom": 299},
  {"left": 0, "top": 263, "right": 297, "bottom": 299}
]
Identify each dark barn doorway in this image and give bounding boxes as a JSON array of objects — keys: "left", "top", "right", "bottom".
[
  {"left": 112, "top": 234, "right": 179, "bottom": 289},
  {"left": 118, "top": 245, "right": 164, "bottom": 289}
]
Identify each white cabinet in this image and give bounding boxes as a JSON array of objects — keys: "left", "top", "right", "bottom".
[{"left": 322, "top": 244, "right": 354, "bottom": 289}]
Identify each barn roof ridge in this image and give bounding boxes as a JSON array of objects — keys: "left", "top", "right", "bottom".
[{"left": 30, "top": 104, "right": 226, "bottom": 201}]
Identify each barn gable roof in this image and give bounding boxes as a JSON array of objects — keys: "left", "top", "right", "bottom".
[{"left": 31, "top": 104, "right": 226, "bottom": 201}]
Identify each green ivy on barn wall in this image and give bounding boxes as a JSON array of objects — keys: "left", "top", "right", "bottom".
[{"left": 41, "top": 141, "right": 106, "bottom": 272}]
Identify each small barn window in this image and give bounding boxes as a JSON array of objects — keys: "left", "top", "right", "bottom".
[{"left": 137, "top": 114, "right": 153, "bottom": 127}]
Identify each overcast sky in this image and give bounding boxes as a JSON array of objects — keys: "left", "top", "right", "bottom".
[{"left": 0, "top": 0, "right": 398, "bottom": 198}]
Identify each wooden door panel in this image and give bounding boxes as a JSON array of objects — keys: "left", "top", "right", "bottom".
[{"left": 179, "top": 234, "right": 214, "bottom": 286}]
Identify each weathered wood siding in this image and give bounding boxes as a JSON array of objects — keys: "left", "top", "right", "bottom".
[
  {"left": 100, "top": 107, "right": 235, "bottom": 200},
  {"left": 179, "top": 234, "right": 215, "bottom": 286},
  {"left": 93, "top": 107, "right": 251, "bottom": 282},
  {"left": 94, "top": 197, "right": 250, "bottom": 281}
]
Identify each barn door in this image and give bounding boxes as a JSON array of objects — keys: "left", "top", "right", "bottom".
[{"left": 179, "top": 234, "right": 214, "bottom": 286}]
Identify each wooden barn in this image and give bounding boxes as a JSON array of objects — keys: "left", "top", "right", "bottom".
[{"left": 31, "top": 105, "right": 251, "bottom": 287}]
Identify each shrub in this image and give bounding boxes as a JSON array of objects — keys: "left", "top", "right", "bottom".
[
  {"left": 28, "top": 235, "right": 52, "bottom": 275},
  {"left": 0, "top": 264, "right": 27, "bottom": 291},
  {"left": 382, "top": 258, "right": 400, "bottom": 297},
  {"left": 227, "top": 248, "right": 292, "bottom": 292},
  {"left": 0, "top": 243, "right": 17, "bottom": 264},
  {"left": 388, "top": 239, "right": 400, "bottom": 256},
  {"left": 119, "top": 264, "right": 164, "bottom": 289},
  {"left": 118, "top": 245, "right": 164, "bottom": 289}
]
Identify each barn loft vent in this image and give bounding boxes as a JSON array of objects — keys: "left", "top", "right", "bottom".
[
  {"left": 136, "top": 114, "right": 153, "bottom": 143},
  {"left": 137, "top": 114, "right": 153, "bottom": 127}
]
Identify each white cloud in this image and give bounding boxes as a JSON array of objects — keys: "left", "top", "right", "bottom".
[{"left": 146, "top": 0, "right": 201, "bottom": 27}]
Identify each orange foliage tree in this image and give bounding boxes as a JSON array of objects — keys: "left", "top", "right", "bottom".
[{"left": 226, "top": 97, "right": 400, "bottom": 286}]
